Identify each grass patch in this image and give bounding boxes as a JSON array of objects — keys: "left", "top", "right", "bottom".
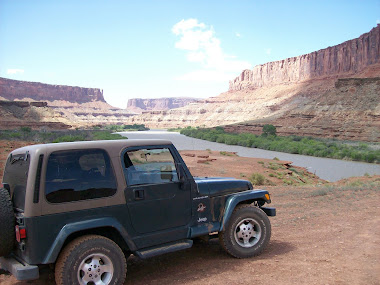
[
  {"left": 102, "top": 124, "right": 149, "bottom": 132},
  {"left": 309, "top": 189, "right": 329, "bottom": 197},
  {"left": 220, "top": 151, "right": 233, "bottom": 156},
  {"left": 0, "top": 128, "right": 125, "bottom": 143},
  {"left": 249, "top": 173, "right": 265, "bottom": 185}
]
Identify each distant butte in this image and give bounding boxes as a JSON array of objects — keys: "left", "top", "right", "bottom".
[{"left": 126, "top": 97, "right": 199, "bottom": 113}]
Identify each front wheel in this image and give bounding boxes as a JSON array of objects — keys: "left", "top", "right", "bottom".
[
  {"left": 219, "top": 204, "right": 271, "bottom": 258},
  {"left": 55, "top": 235, "right": 127, "bottom": 285}
]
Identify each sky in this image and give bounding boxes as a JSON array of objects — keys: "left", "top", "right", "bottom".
[{"left": 1, "top": 0, "right": 379, "bottom": 108}]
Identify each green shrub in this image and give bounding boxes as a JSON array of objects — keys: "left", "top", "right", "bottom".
[
  {"left": 249, "top": 173, "right": 265, "bottom": 185},
  {"left": 20, "top": 126, "right": 32, "bottom": 133},
  {"left": 262, "top": 124, "right": 277, "bottom": 137}
]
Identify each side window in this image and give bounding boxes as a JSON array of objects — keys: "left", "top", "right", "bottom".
[
  {"left": 45, "top": 149, "right": 117, "bottom": 203},
  {"left": 124, "top": 148, "right": 179, "bottom": 186}
]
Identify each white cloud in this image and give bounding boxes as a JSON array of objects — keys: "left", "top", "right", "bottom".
[
  {"left": 172, "top": 19, "right": 251, "bottom": 81},
  {"left": 7, "top": 69, "right": 24, "bottom": 75},
  {"left": 266, "top": 48, "right": 272, "bottom": 55},
  {"left": 235, "top": 32, "right": 241, "bottom": 38},
  {"left": 377, "top": 19, "right": 380, "bottom": 24}
]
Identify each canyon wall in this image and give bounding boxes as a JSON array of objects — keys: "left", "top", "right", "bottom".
[
  {"left": 0, "top": 77, "right": 106, "bottom": 104},
  {"left": 229, "top": 25, "right": 380, "bottom": 91},
  {"left": 127, "top": 97, "right": 198, "bottom": 113},
  {"left": 0, "top": 77, "right": 138, "bottom": 128}
]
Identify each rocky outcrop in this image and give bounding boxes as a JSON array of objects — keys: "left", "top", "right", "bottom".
[
  {"left": 0, "top": 101, "right": 48, "bottom": 108},
  {"left": 0, "top": 100, "right": 71, "bottom": 130},
  {"left": 0, "top": 77, "right": 106, "bottom": 104},
  {"left": 229, "top": 25, "right": 380, "bottom": 91},
  {"left": 224, "top": 77, "right": 380, "bottom": 142},
  {"left": 126, "top": 64, "right": 380, "bottom": 141},
  {"left": 0, "top": 77, "right": 137, "bottom": 127},
  {"left": 125, "top": 26, "right": 380, "bottom": 141},
  {"left": 127, "top": 97, "right": 198, "bottom": 113}
]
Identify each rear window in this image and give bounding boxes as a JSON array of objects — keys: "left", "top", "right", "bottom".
[
  {"left": 3, "top": 152, "right": 30, "bottom": 211},
  {"left": 45, "top": 149, "right": 117, "bottom": 203}
]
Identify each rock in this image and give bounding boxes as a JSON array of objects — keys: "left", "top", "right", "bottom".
[
  {"left": 124, "top": 26, "right": 380, "bottom": 142},
  {"left": 0, "top": 78, "right": 136, "bottom": 127},
  {"left": 0, "top": 77, "right": 105, "bottom": 104},
  {"left": 127, "top": 97, "right": 199, "bottom": 113},
  {"left": 229, "top": 25, "right": 380, "bottom": 91}
]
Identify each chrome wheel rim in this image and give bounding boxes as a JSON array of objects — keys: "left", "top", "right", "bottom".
[
  {"left": 234, "top": 218, "right": 261, "bottom": 248},
  {"left": 77, "top": 253, "right": 114, "bottom": 285}
]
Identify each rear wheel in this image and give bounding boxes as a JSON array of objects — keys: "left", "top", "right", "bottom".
[
  {"left": 55, "top": 235, "right": 127, "bottom": 285},
  {"left": 0, "top": 188, "right": 15, "bottom": 257},
  {"left": 219, "top": 204, "right": 271, "bottom": 258}
]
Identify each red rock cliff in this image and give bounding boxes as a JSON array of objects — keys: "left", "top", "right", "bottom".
[
  {"left": 0, "top": 77, "right": 106, "bottom": 104},
  {"left": 229, "top": 25, "right": 380, "bottom": 91},
  {"left": 127, "top": 97, "right": 198, "bottom": 113}
]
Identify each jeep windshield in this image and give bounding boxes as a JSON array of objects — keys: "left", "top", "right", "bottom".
[{"left": 2, "top": 152, "right": 30, "bottom": 211}]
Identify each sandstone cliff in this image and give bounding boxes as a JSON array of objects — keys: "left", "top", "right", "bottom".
[
  {"left": 0, "top": 100, "right": 71, "bottom": 130},
  {"left": 224, "top": 77, "right": 380, "bottom": 142},
  {"left": 0, "top": 77, "right": 106, "bottom": 104},
  {"left": 229, "top": 25, "right": 380, "bottom": 90},
  {"left": 125, "top": 25, "right": 380, "bottom": 142},
  {"left": 0, "top": 77, "right": 135, "bottom": 128},
  {"left": 126, "top": 97, "right": 198, "bottom": 113}
]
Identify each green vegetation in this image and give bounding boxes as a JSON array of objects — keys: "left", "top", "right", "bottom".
[
  {"left": 249, "top": 173, "right": 265, "bottom": 185},
  {"left": 167, "top": 127, "right": 183, "bottom": 132},
  {"left": 262, "top": 124, "right": 277, "bottom": 137},
  {"left": 103, "top": 124, "right": 149, "bottom": 132},
  {"left": 179, "top": 126, "right": 380, "bottom": 163},
  {"left": 220, "top": 151, "right": 233, "bottom": 156},
  {"left": 0, "top": 128, "right": 125, "bottom": 143}
]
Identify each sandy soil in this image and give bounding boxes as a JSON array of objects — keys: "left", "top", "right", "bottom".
[{"left": 0, "top": 142, "right": 379, "bottom": 285}]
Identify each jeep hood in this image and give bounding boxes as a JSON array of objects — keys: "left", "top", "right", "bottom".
[{"left": 194, "top": 177, "right": 253, "bottom": 197}]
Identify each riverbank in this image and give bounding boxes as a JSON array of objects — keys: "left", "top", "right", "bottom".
[
  {"left": 178, "top": 127, "right": 380, "bottom": 163},
  {"left": 119, "top": 131, "right": 380, "bottom": 181}
]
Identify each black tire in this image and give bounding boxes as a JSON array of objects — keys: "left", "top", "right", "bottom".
[
  {"left": 219, "top": 204, "right": 271, "bottom": 258},
  {"left": 55, "top": 235, "right": 127, "bottom": 285},
  {"left": 0, "top": 188, "right": 15, "bottom": 257}
]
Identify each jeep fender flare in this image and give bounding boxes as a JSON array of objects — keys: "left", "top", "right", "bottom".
[
  {"left": 220, "top": 190, "right": 270, "bottom": 232},
  {"left": 42, "top": 217, "right": 136, "bottom": 264}
]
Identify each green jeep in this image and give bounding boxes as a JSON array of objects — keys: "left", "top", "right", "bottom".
[{"left": 0, "top": 139, "right": 275, "bottom": 285}]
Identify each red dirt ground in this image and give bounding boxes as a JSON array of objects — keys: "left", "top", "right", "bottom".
[{"left": 0, "top": 142, "right": 379, "bottom": 285}]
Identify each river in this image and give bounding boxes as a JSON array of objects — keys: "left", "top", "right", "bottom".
[{"left": 118, "top": 130, "right": 380, "bottom": 182}]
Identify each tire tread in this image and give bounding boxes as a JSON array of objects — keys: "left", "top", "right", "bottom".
[{"left": 55, "top": 235, "right": 126, "bottom": 285}]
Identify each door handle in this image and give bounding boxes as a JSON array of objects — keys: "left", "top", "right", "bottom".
[{"left": 134, "top": 189, "right": 145, "bottom": 200}]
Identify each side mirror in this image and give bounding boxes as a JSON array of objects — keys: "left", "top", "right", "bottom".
[{"left": 160, "top": 165, "right": 173, "bottom": 181}]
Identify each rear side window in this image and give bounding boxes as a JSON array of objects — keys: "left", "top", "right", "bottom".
[
  {"left": 3, "top": 152, "right": 30, "bottom": 211},
  {"left": 45, "top": 149, "right": 116, "bottom": 203},
  {"left": 124, "top": 148, "right": 179, "bottom": 186}
]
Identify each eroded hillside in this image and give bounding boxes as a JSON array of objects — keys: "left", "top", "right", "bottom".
[{"left": 125, "top": 25, "right": 380, "bottom": 141}]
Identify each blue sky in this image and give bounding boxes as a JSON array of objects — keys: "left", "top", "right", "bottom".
[{"left": 1, "top": 0, "right": 379, "bottom": 108}]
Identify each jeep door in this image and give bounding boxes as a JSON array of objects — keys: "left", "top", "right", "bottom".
[{"left": 123, "top": 146, "right": 191, "bottom": 237}]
